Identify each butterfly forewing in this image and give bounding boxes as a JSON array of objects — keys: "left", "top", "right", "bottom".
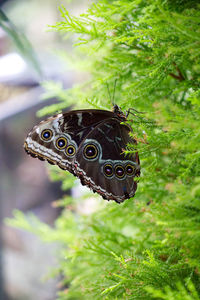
[
  {"left": 24, "top": 110, "right": 115, "bottom": 172},
  {"left": 58, "top": 109, "right": 117, "bottom": 145}
]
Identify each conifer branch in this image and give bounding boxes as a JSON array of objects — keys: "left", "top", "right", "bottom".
[{"left": 169, "top": 63, "right": 185, "bottom": 81}]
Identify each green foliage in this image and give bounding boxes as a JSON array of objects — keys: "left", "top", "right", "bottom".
[
  {"left": 7, "top": 0, "right": 200, "bottom": 299},
  {"left": 146, "top": 280, "right": 199, "bottom": 300}
]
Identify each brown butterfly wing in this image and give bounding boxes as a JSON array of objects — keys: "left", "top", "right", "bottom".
[
  {"left": 74, "top": 118, "right": 140, "bottom": 203},
  {"left": 24, "top": 109, "right": 140, "bottom": 202},
  {"left": 24, "top": 109, "right": 116, "bottom": 174}
]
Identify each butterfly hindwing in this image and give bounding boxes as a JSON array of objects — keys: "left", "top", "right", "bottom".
[{"left": 74, "top": 118, "right": 140, "bottom": 203}]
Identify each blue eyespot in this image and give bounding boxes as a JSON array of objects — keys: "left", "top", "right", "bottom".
[
  {"left": 84, "top": 144, "right": 98, "bottom": 159},
  {"left": 41, "top": 129, "right": 53, "bottom": 141},
  {"left": 66, "top": 145, "right": 76, "bottom": 157},
  {"left": 103, "top": 164, "right": 113, "bottom": 177},
  {"left": 115, "top": 165, "right": 125, "bottom": 178},
  {"left": 56, "top": 137, "right": 67, "bottom": 149},
  {"left": 126, "top": 164, "right": 135, "bottom": 176}
]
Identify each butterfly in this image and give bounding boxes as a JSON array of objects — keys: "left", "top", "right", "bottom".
[{"left": 24, "top": 105, "right": 140, "bottom": 203}]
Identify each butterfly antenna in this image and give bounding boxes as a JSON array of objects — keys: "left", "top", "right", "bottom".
[{"left": 112, "top": 79, "right": 117, "bottom": 105}]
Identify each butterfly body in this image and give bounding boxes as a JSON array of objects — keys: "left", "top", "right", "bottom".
[{"left": 24, "top": 106, "right": 140, "bottom": 203}]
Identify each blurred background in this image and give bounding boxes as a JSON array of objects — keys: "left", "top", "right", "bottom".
[{"left": 0, "top": 0, "right": 89, "bottom": 299}]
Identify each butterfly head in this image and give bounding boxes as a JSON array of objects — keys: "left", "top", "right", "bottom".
[{"left": 113, "top": 105, "right": 127, "bottom": 121}]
